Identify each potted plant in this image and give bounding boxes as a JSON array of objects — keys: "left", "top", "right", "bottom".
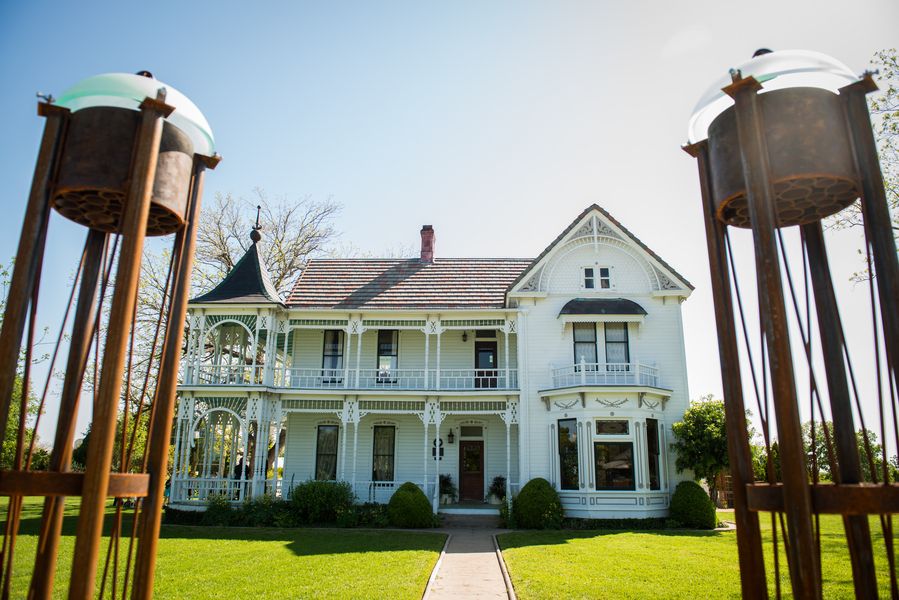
[
  {"left": 439, "top": 474, "right": 457, "bottom": 504},
  {"left": 487, "top": 476, "right": 506, "bottom": 505}
]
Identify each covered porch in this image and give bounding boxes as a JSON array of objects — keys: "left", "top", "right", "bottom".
[{"left": 170, "top": 393, "right": 521, "bottom": 511}]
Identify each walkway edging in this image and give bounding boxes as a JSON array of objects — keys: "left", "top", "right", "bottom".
[
  {"left": 421, "top": 533, "right": 452, "bottom": 600},
  {"left": 492, "top": 533, "right": 517, "bottom": 600}
]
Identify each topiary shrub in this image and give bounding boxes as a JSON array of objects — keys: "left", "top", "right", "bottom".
[
  {"left": 396, "top": 481, "right": 423, "bottom": 495},
  {"left": 290, "top": 480, "right": 355, "bottom": 524},
  {"left": 201, "top": 494, "right": 235, "bottom": 526},
  {"left": 387, "top": 483, "right": 435, "bottom": 528},
  {"left": 669, "top": 480, "right": 716, "bottom": 529},
  {"left": 512, "top": 478, "right": 563, "bottom": 529}
]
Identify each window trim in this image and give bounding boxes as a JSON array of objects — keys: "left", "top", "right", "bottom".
[
  {"left": 593, "top": 440, "right": 636, "bottom": 491},
  {"left": 598, "top": 266, "right": 612, "bottom": 289},
  {"left": 603, "top": 322, "right": 630, "bottom": 366},
  {"left": 646, "top": 418, "right": 661, "bottom": 491},
  {"left": 321, "top": 329, "right": 345, "bottom": 380},
  {"left": 371, "top": 425, "right": 396, "bottom": 482},
  {"left": 376, "top": 329, "right": 399, "bottom": 383},
  {"left": 314, "top": 423, "right": 339, "bottom": 481},
  {"left": 573, "top": 322, "right": 598, "bottom": 367},
  {"left": 557, "top": 418, "right": 580, "bottom": 491},
  {"left": 583, "top": 267, "right": 595, "bottom": 290}
]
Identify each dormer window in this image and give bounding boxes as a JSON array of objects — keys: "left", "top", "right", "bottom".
[{"left": 584, "top": 266, "right": 612, "bottom": 289}]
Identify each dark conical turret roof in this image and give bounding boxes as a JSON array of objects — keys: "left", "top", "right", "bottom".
[{"left": 190, "top": 229, "right": 282, "bottom": 305}]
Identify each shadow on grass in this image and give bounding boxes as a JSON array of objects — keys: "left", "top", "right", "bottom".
[{"left": 3, "top": 501, "right": 444, "bottom": 557}]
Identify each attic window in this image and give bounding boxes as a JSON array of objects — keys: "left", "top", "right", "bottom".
[
  {"left": 584, "top": 267, "right": 612, "bottom": 289},
  {"left": 599, "top": 267, "right": 612, "bottom": 289}
]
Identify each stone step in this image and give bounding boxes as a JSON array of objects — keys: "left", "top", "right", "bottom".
[{"left": 439, "top": 513, "right": 502, "bottom": 529}]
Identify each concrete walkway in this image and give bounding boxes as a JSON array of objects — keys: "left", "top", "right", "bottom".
[{"left": 425, "top": 528, "right": 511, "bottom": 599}]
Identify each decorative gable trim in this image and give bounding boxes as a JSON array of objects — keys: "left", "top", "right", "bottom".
[{"left": 507, "top": 204, "right": 693, "bottom": 297}]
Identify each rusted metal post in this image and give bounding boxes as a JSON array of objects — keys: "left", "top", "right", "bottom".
[
  {"left": 684, "top": 140, "right": 768, "bottom": 598},
  {"left": 841, "top": 77, "right": 899, "bottom": 381},
  {"left": 68, "top": 92, "right": 173, "bottom": 599},
  {"left": 801, "top": 221, "right": 878, "bottom": 598},
  {"left": 28, "top": 229, "right": 107, "bottom": 600},
  {"left": 724, "top": 73, "right": 821, "bottom": 599},
  {"left": 131, "top": 154, "right": 217, "bottom": 599},
  {"left": 0, "top": 104, "right": 68, "bottom": 454}
]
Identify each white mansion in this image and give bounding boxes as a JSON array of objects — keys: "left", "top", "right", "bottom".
[{"left": 172, "top": 205, "right": 693, "bottom": 518}]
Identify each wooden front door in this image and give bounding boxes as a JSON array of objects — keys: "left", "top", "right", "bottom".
[{"left": 459, "top": 440, "right": 484, "bottom": 501}]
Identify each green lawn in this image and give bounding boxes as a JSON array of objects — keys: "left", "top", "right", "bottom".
[
  {"left": 3, "top": 498, "right": 445, "bottom": 599},
  {"left": 499, "top": 512, "right": 897, "bottom": 599}
]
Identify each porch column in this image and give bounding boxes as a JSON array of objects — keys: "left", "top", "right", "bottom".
[
  {"left": 423, "top": 330, "right": 430, "bottom": 388},
  {"left": 433, "top": 406, "right": 442, "bottom": 512},
  {"left": 435, "top": 330, "right": 442, "bottom": 390},
  {"left": 503, "top": 326, "right": 510, "bottom": 388},
  {"left": 351, "top": 417, "right": 359, "bottom": 495},
  {"left": 339, "top": 398, "right": 350, "bottom": 480},
  {"left": 344, "top": 329, "right": 353, "bottom": 385},
  {"left": 422, "top": 419, "right": 429, "bottom": 496},
  {"left": 282, "top": 323, "right": 291, "bottom": 386},
  {"left": 171, "top": 401, "right": 183, "bottom": 496},
  {"left": 355, "top": 326, "right": 363, "bottom": 387},
  {"left": 268, "top": 403, "right": 282, "bottom": 495},
  {"left": 196, "top": 310, "right": 206, "bottom": 381},
  {"left": 239, "top": 415, "right": 250, "bottom": 501},
  {"left": 505, "top": 419, "right": 511, "bottom": 510}
]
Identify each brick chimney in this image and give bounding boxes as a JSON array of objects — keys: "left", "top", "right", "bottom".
[{"left": 420, "top": 225, "right": 435, "bottom": 263}]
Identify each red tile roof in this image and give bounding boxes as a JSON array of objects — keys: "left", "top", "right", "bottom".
[{"left": 286, "top": 258, "right": 531, "bottom": 309}]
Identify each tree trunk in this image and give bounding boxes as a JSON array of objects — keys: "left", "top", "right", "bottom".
[{"left": 266, "top": 427, "right": 285, "bottom": 474}]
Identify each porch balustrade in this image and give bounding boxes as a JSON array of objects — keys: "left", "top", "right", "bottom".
[
  {"left": 194, "top": 364, "right": 265, "bottom": 386},
  {"left": 188, "top": 366, "right": 519, "bottom": 391},
  {"left": 551, "top": 361, "right": 660, "bottom": 388}
]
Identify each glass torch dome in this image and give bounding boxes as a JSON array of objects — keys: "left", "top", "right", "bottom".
[
  {"left": 56, "top": 72, "right": 215, "bottom": 156},
  {"left": 687, "top": 49, "right": 858, "bottom": 143}
]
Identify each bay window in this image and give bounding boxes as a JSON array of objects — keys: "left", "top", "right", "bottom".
[{"left": 558, "top": 418, "right": 579, "bottom": 490}]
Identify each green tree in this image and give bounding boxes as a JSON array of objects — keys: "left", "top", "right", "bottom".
[
  {"left": 671, "top": 396, "right": 729, "bottom": 504},
  {"left": 829, "top": 48, "right": 898, "bottom": 278}
]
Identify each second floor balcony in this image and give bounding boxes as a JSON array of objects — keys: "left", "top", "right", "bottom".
[
  {"left": 550, "top": 361, "right": 662, "bottom": 389},
  {"left": 189, "top": 364, "right": 519, "bottom": 391}
]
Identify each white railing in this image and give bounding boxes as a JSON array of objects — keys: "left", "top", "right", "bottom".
[
  {"left": 350, "top": 480, "right": 432, "bottom": 504},
  {"left": 277, "top": 368, "right": 348, "bottom": 389},
  {"left": 438, "top": 369, "right": 518, "bottom": 390},
  {"left": 551, "top": 361, "right": 660, "bottom": 388},
  {"left": 171, "top": 477, "right": 250, "bottom": 503},
  {"left": 190, "top": 366, "right": 519, "bottom": 390},
  {"left": 355, "top": 368, "right": 428, "bottom": 389},
  {"left": 194, "top": 364, "right": 264, "bottom": 386}
]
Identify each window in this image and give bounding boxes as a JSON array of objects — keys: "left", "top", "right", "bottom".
[
  {"left": 573, "top": 323, "right": 597, "bottom": 367},
  {"left": 460, "top": 425, "right": 483, "bottom": 437},
  {"left": 475, "top": 329, "right": 496, "bottom": 339},
  {"left": 315, "top": 425, "right": 339, "bottom": 480},
  {"left": 322, "top": 330, "right": 344, "bottom": 379},
  {"left": 599, "top": 267, "right": 612, "bottom": 289},
  {"left": 377, "top": 330, "right": 398, "bottom": 382},
  {"left": 584, "top": 267, "right": 595, "bottom": 289},
  {"left": 372, "top": 426, "right": 395, "bottom": 482},
  {"left": 595, "top": 419, "right": 629, "bottom": 435},
  {"left": 594, "top": 442, "right": 634, "bottom": 490},
  {"left": 558, "top": 419, "right": 579, "bottom": 490},
  {"left": 604, "top": 323, "right": 629, "bottom": 368},
  {"left": 647, "top": 418, "right": 661, "bottom": 490}
]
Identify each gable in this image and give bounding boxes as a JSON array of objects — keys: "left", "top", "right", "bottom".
[{"left": 507, "top": 204, "right": 693, "bottom": 298}]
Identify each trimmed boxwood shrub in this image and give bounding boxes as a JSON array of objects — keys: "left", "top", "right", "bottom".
[
  {"left": 512, "top": 478, "right": 563, "bottom": 529},
  {"left": 396, "top": 481, "right": 423, "bottom": 495},
  {"left": 290, "top": 480, "right": 355, "bottom": 524},
  {"left": 163, "top": 505, "right": 204, "bottom": 526},
  {"left": 387, "top": 482, "right": 435, "bottom": 528},
  {"left": 670, "top": 480, "right": 716, "bottom": 529},
  {"left": 201, "top": 494, "right": 235, "bottom": 526}
]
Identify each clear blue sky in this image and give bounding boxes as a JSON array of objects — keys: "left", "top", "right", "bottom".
[{"left": 1, "top": 1, "right": 897, "bottom": 445}]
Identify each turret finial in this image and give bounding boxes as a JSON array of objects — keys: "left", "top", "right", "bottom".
[{"left": 250, "top": 205, "right": 262, "bottom": 243}]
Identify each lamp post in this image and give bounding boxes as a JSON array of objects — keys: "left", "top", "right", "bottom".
[
  {"left": 685, "top": 50, "right": 898, "bottom": 599},
  {"left": 0, "top": 72, "right": 218, "bottom": 599}
]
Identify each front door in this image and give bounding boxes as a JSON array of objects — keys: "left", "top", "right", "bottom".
[
  {"left": 459, "top": 440, "right": 484, "bottom": 501},
  {"left": 475, "top": 341, "right": 498, "bottom": 388}
]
